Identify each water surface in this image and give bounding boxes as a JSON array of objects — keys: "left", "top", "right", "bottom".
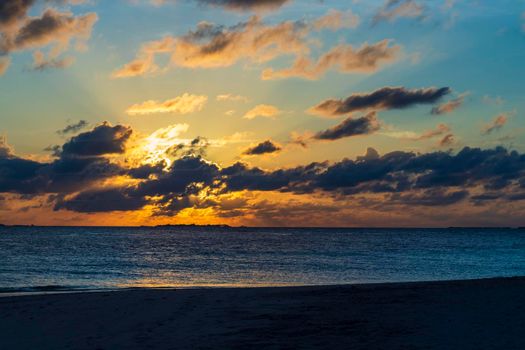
[{"left": 1, "top": 226, "right": 525, "bottom": 292}]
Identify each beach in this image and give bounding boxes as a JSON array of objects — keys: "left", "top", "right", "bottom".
[{"left": 1, "top": 277, "right": 525, "bottom": 349}]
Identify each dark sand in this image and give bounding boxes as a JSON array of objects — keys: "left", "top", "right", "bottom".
[{"left": 1, "top": 277, "right": 525, "bottom": 349}]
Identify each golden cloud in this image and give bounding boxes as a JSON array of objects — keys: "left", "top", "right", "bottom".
[
  {"left": 126, "top": 93, "right": 208, "bottom": 116},
  {"left": 243, "top": 104, "right": 281, "bottom": 119},
  {"left": 111, "top": 10, "right": 397, "bottom": 81},
  {"left": 262, "top": 40, "right": 400, "bottom": 80}
]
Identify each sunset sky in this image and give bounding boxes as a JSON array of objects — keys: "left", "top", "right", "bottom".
[{"left": 1, "top": 0, "right": 525, "bottom": 226}]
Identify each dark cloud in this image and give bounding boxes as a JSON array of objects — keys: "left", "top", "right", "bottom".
[
  {"left": 0, "top": 156, "right": 47, "bottom": 194},
  {"left": 0, "top": 2, "right": 97, "bottom": 75},
  {"left": 243, "top": 140, "right": 281, "bottom": 155},
  {"left": 54, "top": 188, "right": 147, "bottom": 213},
  {"left": 390, "top": 189, "right": 469, "bottom": 206},
  {"left": 55, "top": 156, "right": 220, "bottom": 214},
  {"left": 127, "top": 162, "right": 166, "bottom": 180},
  {"left": 11, "top": 9, "right": 97, "bottom": 51},
  {"left": 220, "top": 147, "right": 525, "bottom": 202},
  {"left": 57, "top": 120, "right": 89, "bottom": 135},
  {"left": 310, "top": 86, "right": 451, "bottom": 117},
  {"left": 133, "top": 156, "right": 220, "bottom": 198},
  {"left": 0, "top": 154, "right": 121, "bottom": 196},
  {"left": 196, "top": 0, "right": 291, "bottom": 11},
  {"left": 221, "top": 161, "right": 324, "bottom": 193},
  {"left": 46, "top": 155, "right": 122, "bottom": 194},
  {"left": 60, "top": 122, "right": 132, "bottom": 157},
  {"left": 44, "top": 144, "right": 61, "bottom": 157},
  {"left": 314, "top": 112, "right": 380, "bottom": 140},
  {"left": 0, "top": 123, "right": 126, "bottom": 195},
  {"left": 0, "top": 0, "right": 34, "bottom": 30},
  {"left": 166, "top": 136, "right": 209, "bottom": 158},
  {"left": 154, "top": 0, "right": 290, "bottom": 11}
]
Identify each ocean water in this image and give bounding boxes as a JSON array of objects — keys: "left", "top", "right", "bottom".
[{"left": 1, "top": 226, "right": 525, "bottom": 293}]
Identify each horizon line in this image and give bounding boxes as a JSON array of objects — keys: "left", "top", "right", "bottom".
[{"left": 1, "top": 224, "right": 524, "bottom": 230}]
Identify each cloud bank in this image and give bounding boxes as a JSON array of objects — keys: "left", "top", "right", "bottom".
[{"left": 3, "top": 123, "right": 525, "bottom": 219}]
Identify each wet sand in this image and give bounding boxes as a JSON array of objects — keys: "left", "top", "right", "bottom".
[{"left": 1, "top": 277, "right": 525, "bottom": 349}]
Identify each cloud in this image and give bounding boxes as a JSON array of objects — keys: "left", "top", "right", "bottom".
[
  {"left": 383, "top": 123, "right": 451, "bottom": 141},
  {"left": 195, "top": 0, "right": 291, "bottom": 12},
  {"left": 165, "top": 136, "right": 210, "bottom": 159},
  {"left": 7, "top": 9, "right": 97, "bottom": 51},
  {"left": 152, "top": 0, "right": 291, "bottom": 12},
  {"left": 0, "top": 0, "right": 35, "bottom": 31},
  {"left": 243, "top": 140, "right": 281, "bottom": 155},
  {"left": 31, "top": 50, "right": 74, "bottom": 71},
  {"left": 185, "top": 14, "right": 307, "bottom": 62},
  {"left": 110, "top": 36, "right": 176, "bottom": 78},
  {"left": 54, "top": 188, "right": 148, "bottom": 213},
  {"left": 0, "top": 124, "right": 126, "bottom": 196},
  {"left": 216, "top": 93, "right": 249, "bottom": 102},
  {"left": 483, "top": 114, "right": 508, "bottom": 135},
  {"left": 243, "top": 104, "right": 281, "bottom": 119},
  {"left": 431, "top": 93, "right": 466, "bottom": 115},
  {"left": 0, "top": 156, "right": 47, "bottom": 194},
  {"left": 390, "top": 189, "right": 468, "bottom": 206},
  {"left": 373, "top": 0, "right": 425, "bottom": 24},
  {"left": 439, "top": 133, "right": 455, "bottom": 147},
  {"left": 415, "top": 123, "right": 450, "bottom": 140},
  {"left": 5, "top": 122, "right": 525, "bottom": 217},
  {"left": 261, "top": 40, "right": 400, "bottom": 80},
  {"left": 220, "top": 147, "right": 525, "bottom": 201},
  {"left": 312, "top": 9, "right": 360, "bottom": 31},
  {"left": 314, "top": 112, "right": 380, "bottom": 140},
  {"left": 126, "top": 93, "right": 208, "bottom": 116},
  {"left": 131, "top": 123, "right": 190, "bottom": 166},
  {"left": 57, "top": 120, "right": 89, "bottom": 135},
  {"left": 113, "top": 12, "right": 396, "bottom": 81},
  {"left": 60, "top": 122, "right": 132, "bottom": 157},
  {"left": 310, "top": 86, "right": 451, "bottom": 117},
  {"left": 130, "top": 156, "right": 220, "bottom": 205},
  {"left": 0, "top": 135, "right": 15, "bottom": 158},
  {"left": 0, "top": 2, "right": 97, "bottom": 75},
  {"left": 112, "top": 17, "right": 309, "bottom": 77}
]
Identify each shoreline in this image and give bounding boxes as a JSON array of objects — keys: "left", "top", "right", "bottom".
[
  {"left": 2, "top": 276, "right": 525, "bottom": 349},
  {"left": 2, "top": 275, "right": 525, "bottom": 297}
]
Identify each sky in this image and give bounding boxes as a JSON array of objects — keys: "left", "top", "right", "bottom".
[{"left": 1, "top": 0, "right": 525, "bottom": 227}]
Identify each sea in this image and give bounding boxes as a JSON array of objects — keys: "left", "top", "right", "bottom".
[{"left": 2, "top": 226, "right": 525, "bottom": 293}]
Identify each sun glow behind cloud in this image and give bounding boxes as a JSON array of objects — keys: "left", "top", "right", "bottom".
[{"left": 131, "top": 124, "right": 190, "bottom": 167}]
